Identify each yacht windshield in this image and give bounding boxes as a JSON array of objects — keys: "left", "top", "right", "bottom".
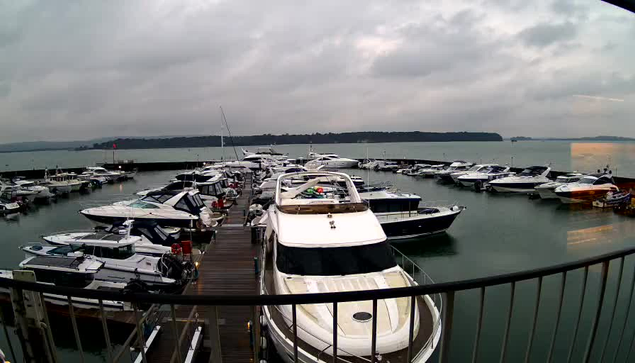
[
  {"left": 276, "top": 242, "right": 397, "bottom": 276},
  {"left": 520, "top": 167, "right": 546, "bottom": 176},
  {"left": 579, "top": 177, "right": 596, "bottom": 184},
  {"left": 130, "top": 201, "right": 159, "bottom": 209}
]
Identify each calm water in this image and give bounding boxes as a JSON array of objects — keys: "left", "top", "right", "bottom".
[
  {"left": 3, "top": 140, "right": 635, "bottom": 177},
  {"left": 1, "top": 168, "right": 634, "bottom": 362}
]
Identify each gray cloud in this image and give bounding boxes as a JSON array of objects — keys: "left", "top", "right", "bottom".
[
  {"left": 518, "top": 22, "right": 578, "bottom": 47},
  {"left": 0, "top": 0, "right": 634, "bottom": 143}
]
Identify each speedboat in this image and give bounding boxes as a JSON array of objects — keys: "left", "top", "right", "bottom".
[
  {"left": 80, "top": 190, "right": 214, "bottom": 230},
  {"left": 79, "top": 166, "right": 126, "bottom": 183},
  {"left": 593, "top": 190, "right": 632, "bottom": 208},
  {"left": 449, "top": 164, "right": 493, "bottom": 185},
  {"left": 434, "top": 161, "right": 473, "bottom": 182},
  {"left": 305, "top": 154, "right": 359, "bottom": 169},
  {"left": 261, "top": 171, "right": 441, "bottom": 362},
  {"left": 487, "top": 166, "right": 551, "bottom": 193},
  {"left": 0, "top": 200, "right": 21, "bottom": 215},
  {"left": 416, "top": 165, "right": 446, "bottom": 178},
  {"left": 376, "top": 161, "right": 401, "bottom": 172},
  {"left": 457, "top": 165, "right": 512, "bottom": 189},
  {"left": 0, "top": 180, "right": 39, "bottom": 203},
  {"left": 555, "top": 174, "right": 619, "bottom": 204},
  {"left": 42, "top": 220, "right": 178, "bottom": 255},
  {"left": 534, "top": 173, "right": 583, "bottom": 200},
  {"left": 10, "top": 179, "right": 54, "bottom": 201},
  {"left": 136, "top": 179, "right": 228, "bottom": 210},
  {"left": 404, "top": 164, "right": 431, "bottom": 176},
  {"left": 0, "top": 256, "right": 133, "bottom": 311},
  {"left": 359, "top": 188, "right": 464, "bottom": 240},
  {"left": 21, "top": 240, "right": 193, "bottom": 291}
]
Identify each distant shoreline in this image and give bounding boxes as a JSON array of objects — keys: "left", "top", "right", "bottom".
[{"left": 82, "top": 131, "right": 503, "bottom": 150}]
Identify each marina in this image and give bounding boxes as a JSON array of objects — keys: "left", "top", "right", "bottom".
[{"left": 0, "top": 147, "right": 635, "bottom": 362}]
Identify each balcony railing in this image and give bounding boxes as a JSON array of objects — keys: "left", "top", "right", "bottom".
[{"left": 0, "top": 245, "right": 635, "bottom": 363}]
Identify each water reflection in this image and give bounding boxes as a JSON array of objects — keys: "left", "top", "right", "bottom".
[
  {"left": 571, "top": 142, "right": 635, "bottom": 176},
  {"left": 392, "top": 233, "right": 457, "bottom": 257}
]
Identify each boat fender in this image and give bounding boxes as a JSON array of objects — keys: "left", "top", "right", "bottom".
[
  {"left": 260, "top": 337, "right": 267, "bottom": 350},
  {"left": 259, "top": 315, "right": 268, "bottom": 327}
]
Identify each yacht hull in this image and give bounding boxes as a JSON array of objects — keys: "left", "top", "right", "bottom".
[
  {"left": 489, "top": 182, "right": 543, "bottom": 193},
  {"left": 376, "top": 208, "right": 462, "bottom": 240},
  {"left": 535, "top": 187, "right": 558, "bottom": 200}
]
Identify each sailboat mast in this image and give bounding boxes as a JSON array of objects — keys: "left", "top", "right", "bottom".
[{"left": 221, "top": 116, "right": 225, "bottom": 161}]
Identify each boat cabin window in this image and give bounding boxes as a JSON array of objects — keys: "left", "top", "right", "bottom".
[
  {"left": 579, "top": 177, "right": 598, "bottom": 184},
  {"left": 91, "top": 245, "right": 135, "bottom": 259},
  {"left": 594, "top": 177, "right": 614, "bottom": 185},
  {"left": 130, "top": 201, "right": 160, "bottom": 209},
  {"left": 276, "top": 241, "right": 397, "bottom": 276},
  {"left": 488, "top": 166, "right": 507, "bottom": 173},
  {"left": 519, "top": 167, "right": 547, "bottom": 176},
  {"left": 368, "top": 199, "right": 419, "bottom": 213},
  {"left": 166, "top": 181, "right": 193, "bottom": 190},
  {"left": 142, "top": 193, "right": 174, "bottom": 203},
  {"left": 174, "top": 194, "right": 204, "bottom": 214},
  {"left": 31, "top": 269, "right": 93, "bottom": 288}
]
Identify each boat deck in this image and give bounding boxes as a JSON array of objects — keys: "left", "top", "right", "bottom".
[{"left": 148, "top": 173, "right": 260, "bottom": 363}]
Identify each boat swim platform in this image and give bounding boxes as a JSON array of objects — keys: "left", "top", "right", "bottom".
[{"left": 147, "top": 172, "right": 261, "bottom": 363}]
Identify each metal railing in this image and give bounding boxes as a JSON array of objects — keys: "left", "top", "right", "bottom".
[{"left": 1, "top": 246, "right": 635, "bottom": 362}]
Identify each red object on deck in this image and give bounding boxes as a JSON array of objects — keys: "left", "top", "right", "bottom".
[
  {"left": 181, "top": 240, "right": 193, "bottom": 255},
  {"left": 218, "top": 199, "right": 225, "bottom": 209},
  {"left": 171, "top": 243, "right": 182, "bottom": 255}
]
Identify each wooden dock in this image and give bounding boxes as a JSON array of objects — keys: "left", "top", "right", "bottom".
[{"left": 147, "top": 173, "right": 260, "bottom": 363}]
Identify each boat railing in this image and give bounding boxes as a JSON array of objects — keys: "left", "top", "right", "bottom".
[
  {"left": 391, "top": 245, "right": 444, "bottom": 361},
  {"left": 3, "top": 245, "right": 635, "bottom": 363}
]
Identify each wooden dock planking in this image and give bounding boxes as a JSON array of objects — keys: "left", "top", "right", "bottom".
[{"left": 149, "top": 173, "right": 259, "bottom": 363}]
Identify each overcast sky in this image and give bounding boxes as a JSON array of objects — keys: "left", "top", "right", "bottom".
[{"left": 0, "top": 0, "right": 634, "bottom": 143}]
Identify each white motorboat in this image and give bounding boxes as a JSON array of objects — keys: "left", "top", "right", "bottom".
[
  {"left": 43, "top": 171, "right": 85, "bottom": 194},
  {"left": 376, "top": 161, "right": 401, "bottom": 172},
  {"left": 403, "top": 164, "right": 431, "bottom": 176},
  {"left": 304, "top": 154, "right": 359, "bottom": 169},
  {"left": 0, "top": 180, "right": 39, "bottom": 203},
  {"left": 534, "top": 173, "right": 583, "bottom": 200},
  {"left": 80, "top": 190, "right": 214, "bottom": 230},
  {"left": 457, "top": 165, "right": 512, "bottom": 189},
  {"left": 79, "top": 166, "right": 125, "bottom": 183},
  {"left": 487, "top": 166, "right": 551, "bottom": 193},
  {"left": 225, "top": 153, "right": 281, "bottom": 170},
  {"left": 449, "top": 164, "right": 494, "bottom": 184},
  {"left": 21, "top": 239, "right": 193, "bottom": 290},
  {"left": 136, "top": 179, "right": 228, "bottom": 211},
  {"left": 261, "top": 171, "right": 441, "bottom": 362},
  {"left": 554, "top": 174, "right": 619, "bottom": 204},
  {"left": 42, "top": 221, "right": 178, "bottom": 256},
  {"left": 0, "top": 200, "right": 21, "bottom": 215},
  {"left": 434, "top": 161, "right": 473, "bottom": 182},
  {"left": 0, "top": 256, "right": 133, "bottom": 311},
  {"left": 416, "top": 164, "right": 446, "bottom": 178},
  {"left": 11, "top": 179, "right": 54, "bottom": 201}
]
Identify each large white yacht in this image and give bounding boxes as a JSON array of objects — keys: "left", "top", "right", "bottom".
[
  {"left": 304, "top": 154, "right": 359, "bottom": 169},
  {"left": 554, "top": 174, "right": 619, "bottom": 204},
  {"left": 434, "top": 161, "right": 473, "bottom": 181},
  {"left": 534, "top": 173, "right": 583, "bottom": 200},
  {"left": 487, "top": 166, "right": 551, "bottom": 193},
  {"left": 80, "top": 190, "right": 213, "bottom": 229},
  {"left": 261, "top": 171, "right": 441, "bottom": 362}
]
